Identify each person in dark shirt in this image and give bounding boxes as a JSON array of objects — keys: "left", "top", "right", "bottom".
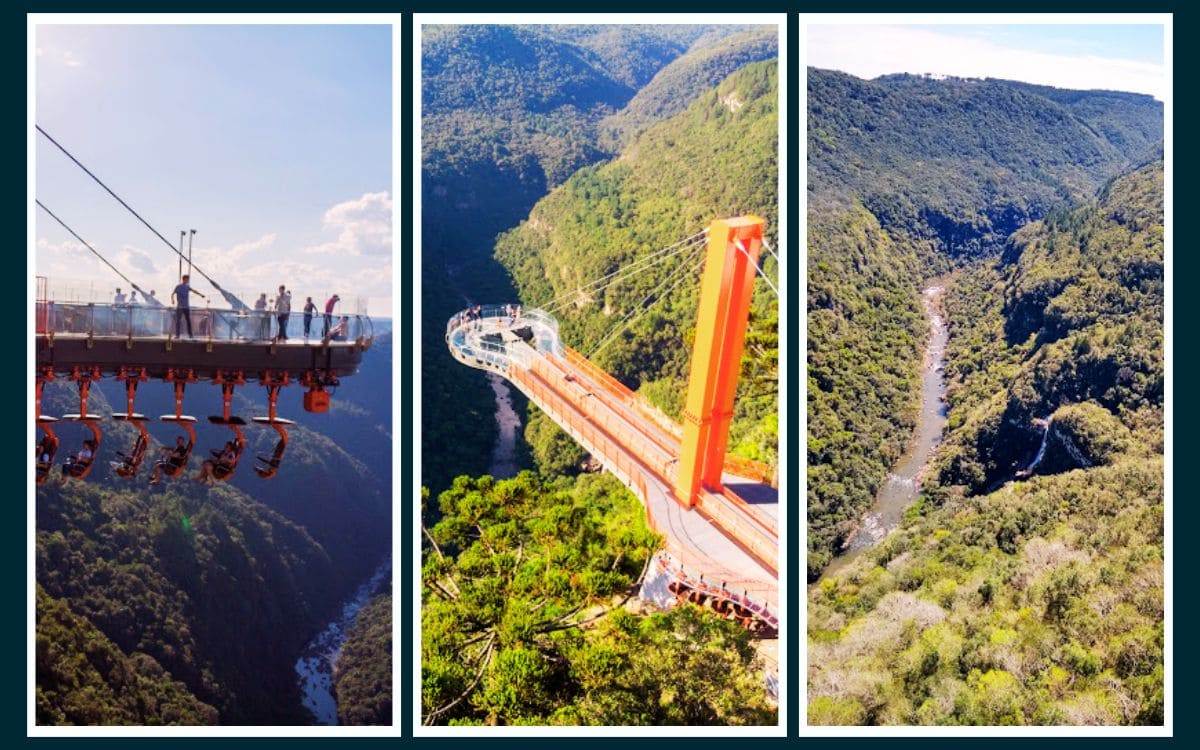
[
  {"left": 171, "top": 274, "right": 206, "bottom": 337},
  {"left": 149, "top": 436, "right": 190, "bottom": 485},
  {"left": 254, "top": 293, "right": 269, "bottom": 339},
  {"left": 303, "top": 296, "right": 316, "bottom": 340}
]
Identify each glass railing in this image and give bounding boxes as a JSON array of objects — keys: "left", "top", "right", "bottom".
[
  {"left": 446, "top": 305, "right": 564, "bottom": 362},
  {"left": 35, "top": 301, "right": 372, "bottom": 346},
  {"left": 38, "top": 279, "right": 369, "bottom": 318}
]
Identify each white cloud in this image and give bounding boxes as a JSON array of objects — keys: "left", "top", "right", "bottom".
[
  {"left": 185, "top": 233, "right": 278, "bottom": 294},
  {"left": 207, "top": 233, "right": 276, "bottom": 272},
  {"left": 37, "top": 238, "right": 131, "bottom": 301},
  {"left": 38, "top": 45, "right": 84, "bottom": 68},
  {"left": 37, "top": 237, "right": 88, "bottom": 261},
  {"left": 37, "top": 194, "right": 393, "bottom": 315},
  {"left": 306, "top": 191, "right": 392, "bottom": 257},
  {"left": 343, "top": 262, "right": 393, "bottom": 299},
  {"left": 117, "top": 245, "right": 158, "bottom": 275},
  {"left": 809, "top": 25, "right": 1165, "bottom": 100},
  {"left": 230, "top": 233, "right": 278, "bottom": 259}
]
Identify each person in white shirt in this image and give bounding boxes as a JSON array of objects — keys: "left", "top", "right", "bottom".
[{"left": 275, "top": 285, "right": 292, "bottom": 342}]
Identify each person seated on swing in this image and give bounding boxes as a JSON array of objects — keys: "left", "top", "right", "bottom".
[
  {"left": 60, "top": 439, "right": 96, "bottom": 481},
  {"left": 255, "top": 437, "right": 287, "bottom": 479},
  {"left": 195, "top": 440, "right": 240, "bottom": 484},
  {"left": 211, "top": 439, "right": 243, "bottom": 481},
  {"left": 35, "top": 436, "right": 56, "bottom": 481},
  {"left": 112, "top": 432, "right": 148, "bottom": 478},
  {"left": 149, "top": 435, "right": 190, "bottom": 485}
]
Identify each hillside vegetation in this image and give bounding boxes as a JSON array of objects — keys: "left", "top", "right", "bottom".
[
  {"left": 37, "top": 585, "right": 219, "bottom": 725},
  {"left": 809, "top": 160, "right": 1164, "bottom": 725},
  {"left": 598, "top": 27, "right": 777, "bottom": 151},
  {"left": 421, "top": 26, "right": 775, "bottom": 493},
  {"left": 335, "top": 593, "right": 392, "bottom": 726},
  {"left": 937, "top": 163, "right": 1164, "bottom": 491},
  {"left": 37, "top": 477, "right": 338, "bottom": 724},
  {"left": 809, "top": 69, "right": 1162, "bottom": 257},
  {"left": 497, "top": 61, "right": 779, "bottom": 473},
  {"left": 36, "top": 337, "right": 392, "bottom": 725},
  {"left": 422, "top": 472, "right": 775, "bottom": 726},
  {"left": 806, "top": 68, "right": 1162, "bottom": 578}
]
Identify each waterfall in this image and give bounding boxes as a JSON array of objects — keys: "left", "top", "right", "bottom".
[{"left": 1020, "top": 417, "right": 1053, "bottom": 477}]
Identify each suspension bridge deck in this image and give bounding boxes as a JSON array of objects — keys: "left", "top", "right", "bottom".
[{"left": 447, "top": 307, "right": 778, "bottom": 623}]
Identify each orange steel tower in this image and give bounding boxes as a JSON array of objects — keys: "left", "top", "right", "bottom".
[{"left": 674, "top": 216, "right": 766, "bottom": 508}]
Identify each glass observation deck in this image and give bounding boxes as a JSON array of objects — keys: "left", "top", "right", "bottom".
[
  {"left": 445, "top": 305, "right": 563, "bottom": 373},
  {"left": 37, "top": 301, "right": 372, "bottom": 344},
  {"left": 36, "top": 301, "right": 373, "bottom": 380}
]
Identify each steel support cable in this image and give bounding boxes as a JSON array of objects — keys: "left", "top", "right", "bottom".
[
  {"left": 539, "top": 229, "right": 707, "bottom": 313},
  {"left": 36, "top": 199, "right": 163, "bottom": 307},
  {"left": 542, "top": 234, "right": 706, "bottom": 315},
  {"left": 735, "top": 239, "right": 778, "bottom": 296},
  {"left": 543, "top": 237, "right": 706, "bottom": 317},
  {"left": 35, "top": 125, "right": 249, "bottom": 311},
  {"left": 588, "top": 245, "right": 708, "bottom": 360},
  {"left": 587, "top": 243, "right": 703, "bottom": 358},
  {"left": 761, "top": 237, "right": 780, "bottom": 266}
]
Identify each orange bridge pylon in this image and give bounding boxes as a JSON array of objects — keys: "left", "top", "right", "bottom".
[{"left": 675, "top": 216, "right": 765, "bottom": 508}]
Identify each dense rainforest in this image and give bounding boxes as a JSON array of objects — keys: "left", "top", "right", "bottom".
[
  {"left": 335, "top": 592, "right": 393, "bottom": 726},
  {"left": 809, "top": 162, "right": 1163, "bottom": 726},
  {"left": 422, "top": 473, "right": 775, "bottom": 726},
  {"left": 421, "top": 25, "right": 781, "bottom": 726},
  {"left": 807, "top": 67, "right": 1163, "bottom": 726},
  {"left": 806, "top": 68, "right": 1163, "bottom": 578},
  {"left": 36, "top": 331, "right": 393, "bottom": 725},
  {"left": 496, "top": 60, "right": 779, "bottom": 474},
  {"left": 421, "top": 24, "right": 777, "bottom": 493}
]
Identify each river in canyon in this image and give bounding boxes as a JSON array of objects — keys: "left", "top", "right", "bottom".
[
  {"left": 821, "top": 281, "right": 950, "bottom": 580},
  {"left": 486, "top": 372, "right": 522, "bottom": 478},
  {"left": 296, "top": 557, "right": 392, "bottom": 724}
]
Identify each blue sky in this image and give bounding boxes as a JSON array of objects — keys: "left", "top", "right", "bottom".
[
  {"left": 809, "top": 23, "right": 1166, "bottom": 100},
  {"left": 35, "top": 24, "right": 393, "bottom": 316},
  {"left": 909, "top": 24, "right": 1164, "bottom": 66}
]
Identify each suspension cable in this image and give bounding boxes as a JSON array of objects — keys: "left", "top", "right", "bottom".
[
  {"left": 588, "top": 244, "right": 707, "bottom": 360},
  {"left": 761, "top": 237, "right": 780, "bottom": 266},
  {"left": 597, "top": 242, "right": 703, "bottom": 345},
  {"left": 543, "top": 232, "right": 706, "bottom": 314},
  {"left": 36, "top": 124, "right": 248, "bottom": 311},
  {"left": 36, "top": 200, "right": 163, "bottom": 307},
  {"left": 735, "top": 239, "right": 778, "bottom": 296},
  {"left": 543, "top": 237, "right": 705, "bottom": 316},
  {"left": 539, "top": 229, "right": 707, "bottom": 313}
]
